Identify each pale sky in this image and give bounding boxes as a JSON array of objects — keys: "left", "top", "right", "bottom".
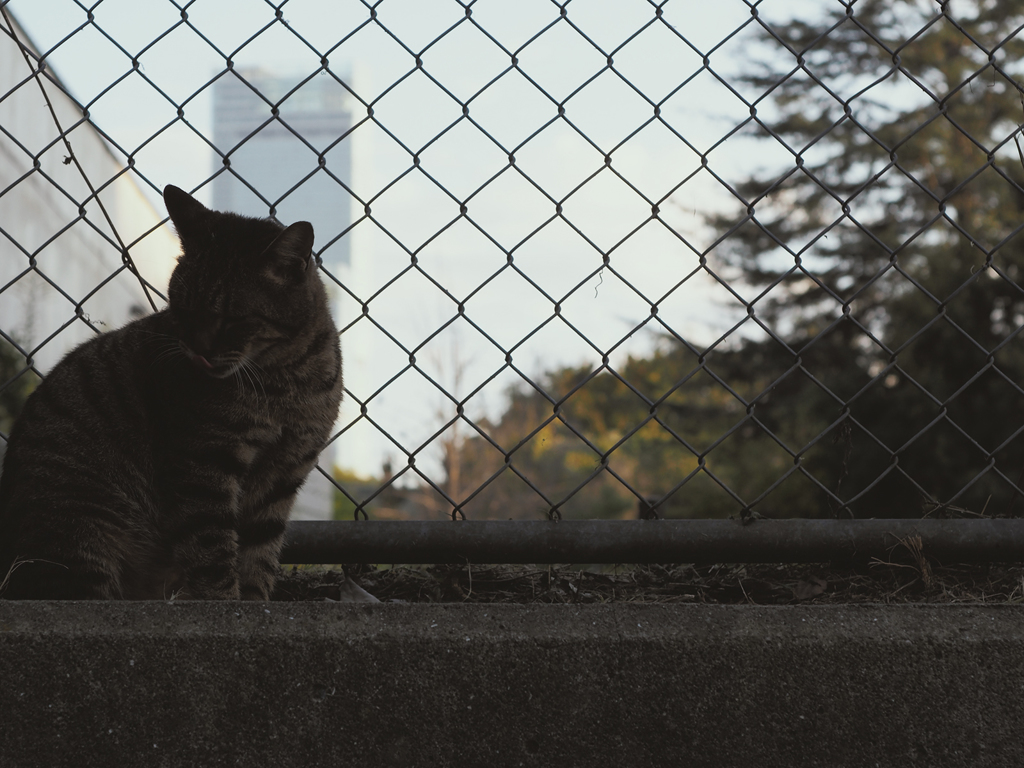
[{"left": 8, "top": 0, "right": 827, "bottom": 478}]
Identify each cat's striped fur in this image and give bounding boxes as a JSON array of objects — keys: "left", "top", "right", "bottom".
[{"left": 0, "top": 185, "right": 343, "bottom": 600}]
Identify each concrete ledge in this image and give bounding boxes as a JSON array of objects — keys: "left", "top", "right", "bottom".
[{"left": 1, "top": 602, "right": 1022, "bottom": 767}]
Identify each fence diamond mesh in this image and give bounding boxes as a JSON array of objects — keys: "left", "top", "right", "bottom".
[{"left": 1, "top": 0, "right": 1023, "bottom": 524}]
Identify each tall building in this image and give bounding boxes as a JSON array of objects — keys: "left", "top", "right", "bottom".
[
  {"left": 212, "top": 69, "right": 353, "bottom": 273},
  {"left": 212, "top": 69, "right": 354, "bottom": 521}
]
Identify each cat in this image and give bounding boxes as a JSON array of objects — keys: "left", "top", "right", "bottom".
[{"left": 0, "top": 185, "right": 343, "bottom": 600}]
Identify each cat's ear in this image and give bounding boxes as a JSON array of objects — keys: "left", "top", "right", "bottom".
[
  {"left": 163, "top": 185, "right": 210, "bottom": 243},
  {"left": 261, "top": 221, "right": 315, "bottom": 286}
]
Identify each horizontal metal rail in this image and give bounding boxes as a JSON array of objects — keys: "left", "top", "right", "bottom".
[{"left": 280, "top": 519, "right": 1024, "bottom": 565}]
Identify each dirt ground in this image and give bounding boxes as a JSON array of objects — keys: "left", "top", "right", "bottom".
[{"left": 272, "top": 560, "right": 1024, "bottom": 604}]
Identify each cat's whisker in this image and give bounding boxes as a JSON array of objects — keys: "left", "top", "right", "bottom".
[
  {"left": 240, "top": 357, "right": 267, "bottom": 400},
  {"left": 151, "top": 348, "right": 180, "bottom": 363},
  {"left": 137, "top": 330, "right": 182, "bottom": 346},
  {"left": 140, "top": 331, "right": 190, "bottom": 369},
  {"left": 242, "top": 365, "right": 267, "bottom": 406},
  {"left": 245, "top": 357, "right": 269, "bottom": 377},
  {"left": 150, "top": 342, "right": 188, "bottom": 369},
  {"left": 235, "top": 365, "right": 253, "bottom": 398}
]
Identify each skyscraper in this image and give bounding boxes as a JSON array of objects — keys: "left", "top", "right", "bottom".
[{"left": 212, "top": 69, "right": 353, "bottom": 273}]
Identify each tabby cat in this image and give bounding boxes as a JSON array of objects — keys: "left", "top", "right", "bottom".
[{"left": 0, "top": 185, "right": 343, "bottom": 600}]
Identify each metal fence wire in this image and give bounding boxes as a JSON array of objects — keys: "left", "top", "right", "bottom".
[{"left": 1, "top": 0, "right": 1024, "bottom": 524}]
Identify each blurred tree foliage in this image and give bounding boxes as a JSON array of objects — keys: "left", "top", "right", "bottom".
[
  {"left": 440, "top": 0, "right": 1024, "bottom": 520},
  {"left": 449, "top": 346, "right": 834, "bottom": 520}
]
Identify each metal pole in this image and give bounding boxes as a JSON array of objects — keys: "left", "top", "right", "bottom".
[{"left": 280, "top": 519, "right": 1024, "bottom": 565}]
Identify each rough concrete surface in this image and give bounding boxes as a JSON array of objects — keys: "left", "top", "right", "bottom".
[{"left": 0, "top": 602, "right": 1022, "bottom": 767}]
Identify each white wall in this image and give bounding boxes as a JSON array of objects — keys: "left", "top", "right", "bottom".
[{"left": 0, "top": 12, "right": 177, "bottom": 373}]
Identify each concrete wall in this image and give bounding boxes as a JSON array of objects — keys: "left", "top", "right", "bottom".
[{"left": 1, "top": 602, "right": 1022, "bottom": 767}]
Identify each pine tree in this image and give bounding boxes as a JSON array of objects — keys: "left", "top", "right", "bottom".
[{"left": 705, "top": 0, "right": 1024, "bottom": 516}]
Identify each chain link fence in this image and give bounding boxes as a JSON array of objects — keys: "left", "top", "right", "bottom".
[{"left": 1, "top": 0, "right": 1023, "bottom": 524}]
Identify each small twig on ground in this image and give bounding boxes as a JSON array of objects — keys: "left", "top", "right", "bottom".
[{"left": 0, "top": 557, "right": 68, "bottom": 596}]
